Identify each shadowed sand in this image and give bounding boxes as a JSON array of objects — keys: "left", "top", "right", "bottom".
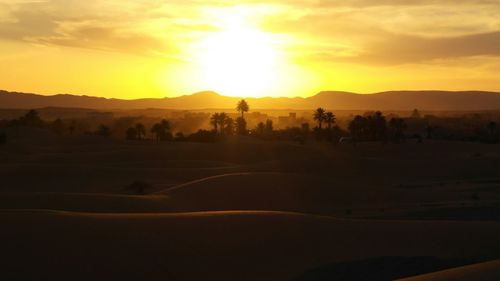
[
  {"left": 1, "top": 210, "right": 500, "bottom": 281},
  {"left": 397, "top": 260, "right": 500, "bottom": 281},
  {"left": 2, "top": 137, "right": 500, "bottom": 280}
]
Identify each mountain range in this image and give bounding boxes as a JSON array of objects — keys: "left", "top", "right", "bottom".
[{"left": 1, "top": 90, "right": 500, "bottom": 111}]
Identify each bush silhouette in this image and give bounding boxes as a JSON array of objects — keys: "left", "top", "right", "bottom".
[
  {"left": 126, "top": 181, "right": 152, "bottom": 195},
  {"left": 174, "top": 132, "right": 187, "bottom": 142},
  {"left": 96, "top": 125, "right": 111, "bottom": 137},
  {"left": 187, "top": 129, "right": 220, "bottom": 143},
  {"left": 50, "top": 118, "right": 66, "bottom": 135}
]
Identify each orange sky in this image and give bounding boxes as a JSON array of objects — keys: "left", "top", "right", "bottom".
[{"left": 1, "top": 0, "right": 500, "bottom": 99}]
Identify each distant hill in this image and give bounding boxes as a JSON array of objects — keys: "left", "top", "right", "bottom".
[{"left": 1, "top": 90, "right": 500, "bottom": 111}]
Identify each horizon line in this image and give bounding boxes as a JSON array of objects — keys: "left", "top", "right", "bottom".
[{"left": 2, "top": 88, "right": 500, "bottom": 101}]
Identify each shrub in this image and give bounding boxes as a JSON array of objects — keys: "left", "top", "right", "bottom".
[
  {"left": 126, "top": 181, "right": 152, "bottom": 195},
  {"left": 187, "top": 130, "right": 221, "bottom": 143}
]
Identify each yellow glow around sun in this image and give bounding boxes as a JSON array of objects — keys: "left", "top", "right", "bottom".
[{"left": 189, "top": 12, "right": 285, "bottom": 98}]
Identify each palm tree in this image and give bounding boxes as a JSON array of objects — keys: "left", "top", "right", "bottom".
[
  {"left": 313, "top": 108, "right": 327, "bottom": 129},
  {"left": 265, "top": 119, "right": 273, "bottom": 134},
  {"left": 210, "top": 113, "right": 220, "bottom": 132},
  {"left": 224, "top": 117, "right": 235, "bottom": 135},
  {"left": 348, "top": 115, "right": 366, "bottom": 140},
  {"left": 255, "top": 122, "right": 265, "bottom": 135},
  {"left": 237, "top": 99, "right": 250, "bottom": 118},
  {"left": 324, "top": 112, "right": 336, "bottom": 130},
  {"left": 218, "top": 112, "right": 228, "bottom": 134},
  {"left": 374, "top": 111, "right": 387, "bottom": 141},
  {"left": 236, "top": 117, "right": 247, "bottom": 135},
  {"left": 389, "top": 118, "right": 407, "bottom": 143},
  {"left": 135, "top": 123, "right": 146, "bottom": 140},
  {"left": 151, "top": 119, "right": 171, "bottom": 141}
]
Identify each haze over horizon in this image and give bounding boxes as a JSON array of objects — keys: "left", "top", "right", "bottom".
[{"left": 2, "top": 0, "right": 500, "bottom": 99}]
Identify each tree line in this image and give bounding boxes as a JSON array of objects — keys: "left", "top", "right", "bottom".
[{"left": 1, "top": 103, "right": 499, "bottom": 145}]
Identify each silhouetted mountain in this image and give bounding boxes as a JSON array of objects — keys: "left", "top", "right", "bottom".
[
  {"left": 1, "top": 89, "right": 500, "bottom": 110},
  {"left": 310, "top": 91, "right": 500, "bottom": 111}
]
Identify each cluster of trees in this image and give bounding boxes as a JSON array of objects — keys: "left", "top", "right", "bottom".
[
  {"left": 126, "top": 120, "right": 173, "bottom": 141},
  {"left": 210, "top": 113, "right": 235, "bottom": 135},
  {"left": 125, "top": 100, "right": 252, "bottom": 143},
  {"left": 412, "top": 112, "right": 499, "bottom": 143},
  {"left": 253, "top": 120, "right": 274, "bottom": 136},
  {"left": 1, "top": 109, "right": 110, "bottom": 137},
  {"left": 311, "top": 108, "right": 342, "bottom": 142},
  {"left": 209, "top": 99, "right": 250, "bottom": 136},
  {"left": 347, "top": 111, "right": 408, "bottom": 143},
  {"left": 1, "top": 106, "right": 499, "bottom": 145},
  {"left": 313, "top": 108, "right": 336, "bottom": 130}
]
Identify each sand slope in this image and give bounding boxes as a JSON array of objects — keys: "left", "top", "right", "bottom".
[
  {"left": 398, "top": 260, "right": 500, "bottom": 281},
  {"left": 1, "top": 210, "right": 500, "bottom": 281}
]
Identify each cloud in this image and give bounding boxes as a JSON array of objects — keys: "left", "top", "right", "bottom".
[
  {"left": 310, "top": 30, "right": 500, "bottom": 65},
  {"left": 31, "top": 22, "right": 170, "bottom": 55},
  {"left": 361, "top": 31, "right": 500, "bottom": 64},
  {"left": 0, "top": 0, "right": 175, "bottom": 55},
  {"left": 1, "top": 0, "right": 500, "bottom": 65}
]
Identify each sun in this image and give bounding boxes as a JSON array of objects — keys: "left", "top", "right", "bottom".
[{"left": 191, "top": 16, "right": 283, "bottom": 97}]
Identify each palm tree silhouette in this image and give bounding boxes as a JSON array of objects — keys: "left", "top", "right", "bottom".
[
  {"left": 374, "top": 111, "right": 387, "bottom": 141},
  {"left": 265, "top": 119, "right": 273, "bottom": 134},
  {"left": 237, "top": 100, "right": 250, "bottom": 118},
  {"left": 256, "top": 122, "right": 265, "bottom": 135},
  {"left": 389, "top": 118, "right": 407, "bottom": 143},
  {"left": 210, "top": 113, "right": 220, "bottom": 133},
  {"left": 135, "top": 123, "right": 146, "bottom": 140},
  {"left": 348, "top": 115, "right": 366, "bottom": 141},
  {"left": 224, "top": 116, "right": 234, "bottom": 135},
  {"left": 236, "top": 117, "right": 247, "bottom": 135},
  {"left": 218, "top": 112, "right": 228, "bottom": 134},
  {"left": 325, "top": 112, "right": 336, "bottom": 130},
  {"left": 313, "top": 108, "right": 327, "bottom": 129},
  {"left": 151, "top": 119, "right": 171, "bottom": 141}
]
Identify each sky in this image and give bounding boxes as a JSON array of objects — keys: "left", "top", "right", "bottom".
[{"left": 1, "top": 0, "right": 500, "bottom": 99}]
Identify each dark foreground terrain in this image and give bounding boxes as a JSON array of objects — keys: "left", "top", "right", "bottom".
[{"left": 1, "top": 129, "right": 500, "bottom": 280}]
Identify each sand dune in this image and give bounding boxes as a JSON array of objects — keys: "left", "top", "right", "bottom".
[
  {"left": 1, "top": 210, "right": 500, "bottom": 281},
  {"left": 160, "top": 172, "right": 374, "bottom": 213},
  {"left": 398, "top": 260, "right": 500, "bottom": 281},
  {"left": 2, "top": 138, "right": 500, "bottom": 280},
  {"left": 1, "top": 170, "right": 498, "bottom": 218},
  {"left": 0, "top": 192, "right": 171, "bottom": 213}
]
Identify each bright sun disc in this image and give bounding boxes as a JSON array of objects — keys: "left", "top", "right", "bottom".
[{"left": 193, "top": 25, "right": 281, "bottom": 97}]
